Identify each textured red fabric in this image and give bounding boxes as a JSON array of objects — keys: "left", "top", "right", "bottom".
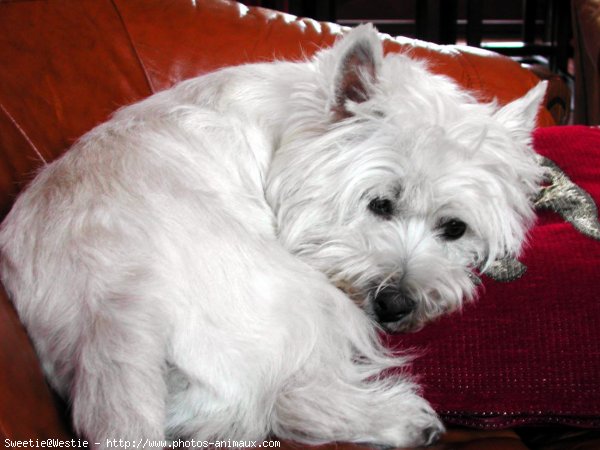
[{"left": 389, "top": 126, "right": 600, "bottom": 428}]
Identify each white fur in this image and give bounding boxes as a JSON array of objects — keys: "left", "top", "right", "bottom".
[{"left": 0, "top": 25, "right": 544, "bottom": 448}]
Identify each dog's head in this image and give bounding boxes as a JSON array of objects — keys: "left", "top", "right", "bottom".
[{"left": 267, "top": 25, "right": 545, "bottom": 332}]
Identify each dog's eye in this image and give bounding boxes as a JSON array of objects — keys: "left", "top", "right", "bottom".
[
  {"left": 441, "top": 219, "right": 467, "bottom": 240},
  {"left": 368, "top": 197, "right": 394, "bottom": 218}
]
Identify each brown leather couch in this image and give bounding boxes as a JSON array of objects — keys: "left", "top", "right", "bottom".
[{"left": 0, "top": 1, "right": 558, "bottom": 448}]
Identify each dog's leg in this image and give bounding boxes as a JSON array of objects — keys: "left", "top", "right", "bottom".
[
  {"left": 70, "top": 289, "right": 168, "bottom": 449},
  {"left": 274, "top": 372, "right": 443, "bottom": 447},
  {"left": 271, "top": 287, "right": 444, "bottom": 448}
]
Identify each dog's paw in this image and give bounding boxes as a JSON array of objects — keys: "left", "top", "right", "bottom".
[
  {"left": 420, "top": 417, "right": 445, "bottom": 447},
  {"left": 370, "top": 394, "right": 445, "bottom": 448},
  {"left": 401, "top": 409, "right": 444, "bottom": 447}
]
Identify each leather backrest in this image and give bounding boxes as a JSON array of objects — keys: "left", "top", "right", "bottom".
[{"left": 0, "top": 0, "right": 552, "bottom": 218}]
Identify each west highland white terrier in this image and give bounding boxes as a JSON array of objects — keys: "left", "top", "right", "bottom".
[{"left": 0, "top": 25, "right": 545, "bottom": 448}]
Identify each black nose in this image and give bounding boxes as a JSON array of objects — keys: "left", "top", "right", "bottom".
[{"left": 373, "top": 287, "right": 416, "bottom": 323}]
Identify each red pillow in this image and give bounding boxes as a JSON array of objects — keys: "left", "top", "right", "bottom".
[{"left": 389, "top": 126, "right": 600, "bottom": 429}]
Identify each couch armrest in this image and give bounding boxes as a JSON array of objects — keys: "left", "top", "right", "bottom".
[{"left": 0, "top": 284, "right": 73, "bottom": 440}]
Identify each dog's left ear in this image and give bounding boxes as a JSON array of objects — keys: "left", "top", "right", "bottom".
[
  {"left": 329, "top": 24, "right": 383, "bottom": 119},
  {"left": 494, "top": 81, "right": 548, "bottom": 141}
]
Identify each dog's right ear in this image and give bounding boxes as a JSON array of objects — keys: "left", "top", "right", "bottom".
[{"left": 328, "top": 24, "right": 383, "bottom": 119}]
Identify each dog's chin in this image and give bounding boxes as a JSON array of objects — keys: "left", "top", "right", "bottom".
[{"left": 378, "top": 317, "right": 425, "bottom": 334}]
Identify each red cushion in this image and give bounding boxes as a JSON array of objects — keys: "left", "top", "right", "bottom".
[{"left": 389, "top": 126, "right": 600, "bottom": 428}]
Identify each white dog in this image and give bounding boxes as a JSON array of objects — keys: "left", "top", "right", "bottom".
[{"left": 0, "top": 25, "right": 544, "bottom": 448}]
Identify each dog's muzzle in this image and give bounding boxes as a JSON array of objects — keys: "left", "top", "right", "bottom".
[{"left": 373, "top": 286, "right": 416, "bottom": 324}]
